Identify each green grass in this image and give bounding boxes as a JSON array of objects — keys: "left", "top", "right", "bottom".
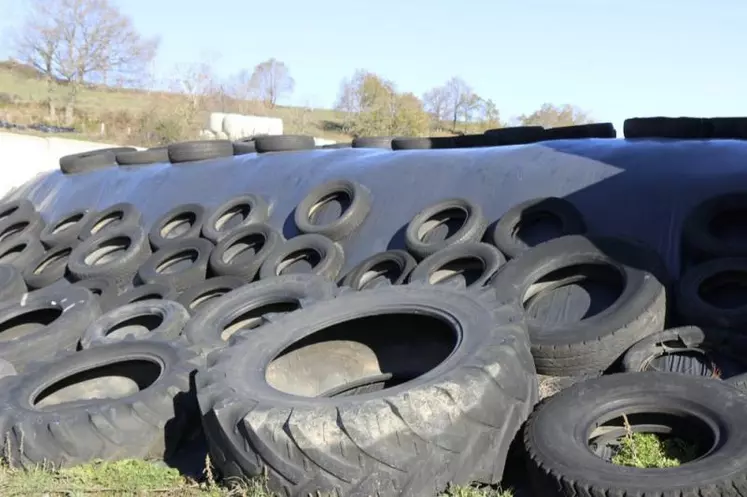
[{"left": 611, "top": 432, "right": 697, "bottom": 469}]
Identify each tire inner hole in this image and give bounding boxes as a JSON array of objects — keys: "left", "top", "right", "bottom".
[
  {"left": 160, "top": 212, "right": 196, "bottom": 239},
  {"left": 523, "top": 263, "right": 624, "bottom": 326},
  {"left": 222, "top": 233, "right": 265, "bottom": 263},
  {"left": 52, "top": 213, "right": 84, "bottom": 234},
  {"left": 698, "top": 270, "right": 747, "bottom": 309},
  {"left": 708, "top": 207, "right": 747, "bottom": 245},
  {"left": 215, "top": 204, "right": 251, "bottom": 232},
  {"left": 0, "top": 205, "right": 19, "bottom": 221},
  {"left": 0, "top": 221, "right": 29, "bottom": 243},
  {"left": 429, "top": 256, "right": 485, "bottom": 287},
  {"left": 106, "top": 313, "right": 164, "bottom": 340},
  {"left": 189, "top": 288, "right": 233, "bottom": 311},
  {"left": 418, "top": 207, "right": 467, "bottom": 244},
  {"left": 276, "top": 248, "right": 321, "bottom": 275},
  {"left": 84, "top": 236, "right": 131, "bottom": 266},
  {"left": 0, "top": 242, "right": 27, "bottom": 264},
  {"left": 266, "top": 312, "right": 457, "bottom": 398},
  {"left": 513, "top": 211, "right": 564, "bottom": 248},
  {"left": 90, "top": 211, "right": 124, "bottom": 235},
  {"left": 0, "top": 306, "right": 62, "bottom": 343},
  {"left": 358, "top": 260, "right": 403, "bottom": 289},
  {"left": 34, "top": 247, "right": 72, "bottom": 275},
  {"left": 221, "top": 300, "right": 300, "bottom": 341},
  {"left": 32, "top": 358, "right": 162, "bottom": 409},
  {"left": 587, "top": 412, "right": 711, "bottom": 467},
  {"left": 130, "top": 293, "right": 165, "bottom": 304},
  {"left": 156, "top": 249, "right": 198, "bottom": 274},
  {"left": 308, "top": 191, "right": 352, "bottom": 226}
]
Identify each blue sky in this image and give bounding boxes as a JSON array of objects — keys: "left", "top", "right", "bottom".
[{"left": 2, "top": 0, "right": 747, "bottom": 133}]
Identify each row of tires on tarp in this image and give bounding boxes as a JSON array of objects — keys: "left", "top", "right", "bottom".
[{"left": 2, "top": 178, "right": 747, "bottom": 496}]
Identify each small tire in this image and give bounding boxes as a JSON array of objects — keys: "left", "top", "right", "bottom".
[
  {"left": 78, "top": 202, "right": 142, "bottom": 241},
  {"left": 183, "top": 274, "right": 337, "bottom": 352},
  {"left": 68, "top": 225, "right": 151, "bottom": 290},
  {"left": 0, "top": 233, "right": 45, "bottom": 273},
  {"left": 0, "top": 339, "right": 203, "bottom": 468},
  {"left": 177, "top": 276, "right": 245, "bottom": 314},
  {"left": 0, "top": 265, "right": 27, "bottom": 303},
  {"left": 259, "top": 234, "right": 344, "bottom": 281},
  {"left": 59, "top": 149, "right": 125, "bottom": 174},
  {"left": 409, "top": 242, "right": 505, "bottom": 290},
  {"left": 115, "top": 148, "right": 169, "bottom": 166},
  {"left": 202, "top": 194, "right": 269, "bottom": 244},
  {"left": 22, "top": 243, "right": 75, "bottom": 290},
  {"left": 490, "top": 197, "right": 587, "bottom": 259},
  {"left": 208, "top": 223, "right": 283, "bottom": 282},
  {"left": 80, "top": 300, "right": 190, "bottom": 349},
  {"left": 167, "top": 140, "right": 233, "bottom": 163},
  {"left": 109, "top": 283, "right": 178, "bottom": 309},
  {"left": 405, "top": 198, "right": 487, "bottom": 259},
  {"left": 149, "top": 203, "right": 206, "bottom": 250},
  {"left": 676, "top": 258, "right": 747, "bottom": 328},
  {"left": 294, "top": 180, "right": 371, "bottom": 241},
  {"left": 682, "top": 192, "right": 747, "bottom": 259},
  {"left": 40, "top": 208, "right": 92, "bottom": 248},
  {"left": 340, "top": 250, "right": 416, "bottom": 290},
  {"left": 254, "top": 135, "right": 316, "bottom": 153},
  {"left": 136, "top": 238, "right": 214, "bottom": 293}
]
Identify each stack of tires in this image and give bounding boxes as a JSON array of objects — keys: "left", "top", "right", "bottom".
[{"left": 3, "top": 132, "right": 747, "bottom": 497}]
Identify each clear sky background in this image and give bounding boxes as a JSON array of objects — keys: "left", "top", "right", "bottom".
[{"left": 2, "top": 0, "right": 746, "bottom": 133}]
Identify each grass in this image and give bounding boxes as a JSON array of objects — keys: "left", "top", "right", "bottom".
[
  {"left": 610, "top": 415, "right": 698, "bottom": 469},
  {"left": 0, "top": 458, "right": 515, "bottom": 497}
]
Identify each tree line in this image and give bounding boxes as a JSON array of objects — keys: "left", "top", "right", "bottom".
[{"left": 8, "top": 0, "right": 594, "bottom": 138}]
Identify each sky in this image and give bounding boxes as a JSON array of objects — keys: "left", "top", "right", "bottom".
[{"left": 2, "top": 0, "right": 747, "bottom": 133}]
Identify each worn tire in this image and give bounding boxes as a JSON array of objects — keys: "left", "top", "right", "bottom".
[
  {"left": 405, "top": 198, "right": 487, "bottom": 259},
  {"left": 72, "top": 277, "right": 119, "bottom": 312},
  {"left": 682, "top": 192, "right": 747, "bottom": 259},
  {"left": 149, "top": 203, "right": 206, "bottom": 250},
  {"left": 0, "top": 285, "right": 101, "bottom": 371},
  {"left": 137, "top": 238, "right": 214, "bottom": 293},
  {"left": 68, "top": 225, "right": 151, "bottom": 289},
  {"left": 183, "top": 274, "right": 337, "bottom": 352},
  {"left": 109, "top": 283, "right": 178, "bottom": 309},
  {"left": 22, "top": 242, "right": 75, "bottom": 289},
  {"left": 0, "top": 339, "right": 203, "bottom": 468},
  {"left": 40, "top": 208, "right": 92, "bottom": 248},
  {"left": 391, "top": 136, "right": 457, "bottom": 150},
  {"left": 294, "top": 179, "right": 372, "bottom": 241},
  {"left": 340, "top": 250, "right": 417, "bottom": 290},
  {"left": 196, "top": 284, "right": 537, "bottom": 496},
  {"left": 254, "top": 135, "right": 316, "bottom": 153},
  {"left": 59, "top": 149, "right": 124, "bottom": 174},
  {"left": 233, "top": 141, "right": 256, "bottom": 155},
  {"left": 80, "top": 300, "right": 190, "bottom": 349},
  {"left": 177, "top": 276, "right": 245, "bottom": 314},
  {"left": 259, "top": 234, "right": 344, "bottom": 281},
  {"left": 524, "top": 372, "right": 747, "bottom": 496},
  {"left": 490, "top": 197, "right": 587, "bottom": 258},
  {"left": 0, "top": 265, "right": 27, "bottom": 303},
  {"left": 78, "top": 202, "right": 142, "bottom": 241},
  {"left": 624, "top": 117, "right": 709, "bottom": 139},
  {"left": 208, "top": 223, "right": 283, "bottom": 282},
  {"left": 676, "top": 258, "right": 747, "bottom": 328},
  {"left": 0, "top": 233, "right": 45, "bottom": 273},
  {"left": 202, "top": 194, "right": 269, "bottom": 243},
  {"left": 483, "top": 126, "right": 545, "bottom": 145},
  {"left": 0, "top": 210, "right": 45, "bottom": 244},
  {"left": 167, "top": 140, "right": 234, "bottom": 163},
  {"left": 542, "top": 122, "right": 617, "bottom": 140},
  {"left": 0, "top": 199, "right": 35, "bottom": 224},
  {"left": 115, "top": 147, "right": 169, "bottom": 166},
  {"left": 409, "top": 242, "right": 505, "bottom": 290},
  {"left": 491, "top": 235, "right": 667, "bottom": 376}
]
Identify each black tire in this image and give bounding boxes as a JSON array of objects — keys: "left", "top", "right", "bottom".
[
  {"left": 294, "top": 180, "right": 372, "bottom": 241},
  {"left": 409, "top": 242, "right": 506, "bottom": 290},
  {"left": 233, "top": 141, "right": 256, "bottom": 155},
  {"left": 183, "top": 274, "right": 337, "bottom": 352},
  {"left": 59, "top": 148, "right": 127, "bottom": 174},
  {"left": 682, "top": 192, "right": 747, "bottom": 259},
  {"left": 490, "top": 197, "right": 587, "bottom": 259},
  {"left": 208, "top": 223, "right": 283, "bottom": 282},
  {"left": 0, "top": 265, "right": 27, "bottom": 303},
  {"left": 149, "top": 203, "right": 206, "bottom": 250},
  {"left": 0, "top": 199, "right": 35, "bottom": 224},
  {"left": 22, "top": 242, "right": 75, "bottom": 290},
  {"left": 405, "top": 198, "right": 487, "bottom": 259},
  {"left": 259, "top": 234, "right": 344, "bottom": 281},
  {"left": 676, "top": 258, "right": 747, "bottom": 328},
  {"left": 196, "top": 284, "right": 536, "bottom": 496},
  {"left": 542, "top": 122, "right": 617, "bottom": 140},
  {"left": 623, "top": 117, "right": 709, "bottom": 139},
  {"left": 254, "top": 135, "right": 316, "bottom": 153},
  {"left": 0, "top": 210, "right": 45, "bottom": 244},
  {"left": 321, "top": 143, "right": 352, "bottom": 149},
  {"left": 491, "top": 235, "right": 667, "bottom": 376},
  {"left": 115, "top": 147, "right": 169, "bottom": 166},
  {"left": 483, "top": 126, "right": 545, "bottom": 145},
  {"left": 709, "top": 117, "right": 747, "bottom": 139},
  {"left": 176, "top": 276, "right": 245, "bottom": 314},
  {"left": 0, "top": 285, "right": 101, "bottom": 371},
  {"left": 78, "top": 202, "right": 142, "bottom": 241},
  {"left": 40, "top": 208, "right": 92, "bottom": 248},
  {"left": 68, "top": 225, "right": 151, "bottom": 289},
  {"left": 621, "top": 326, "right": 747, "bottom": 378},
  {"left": 391, "top": 136, "right": 457, "bottom": 150},
  {"left": 136, "top": 238, "right": 214, "bottom": 293},
  {"left": 72, "top": 277, "right": 119, "bottom": 312},
  {"left": 109, "top": 283, "right": 178, "bottom": 309},
  {"left": 167, "top": 140, "right": 234, "bottom": 163},
  {"left": 524, "top": 372, "right": 747, "bottom": 496},
  {"left": 340, "top": 250, "right": 416, "bottom": 290},
  {"left": 202, "top": 194, "right": 269, "bottom": 243},
  {"left": 79, "top": 300, "right": 190, "bottom": 349},
  {"left": 0, "top": 339, "right": 203, "bottom": 468},
  {"left": 352, "top": 136, "right": 392, "bottom": 149},
  {"left": 0, "top": 233, "right": 45, "bottom": 273},
  {"left": 454, "top": 134, "right": 488, "bottom": 148}
]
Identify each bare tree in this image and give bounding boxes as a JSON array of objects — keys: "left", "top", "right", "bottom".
[
  {"left": 443, "top": 77, "right": 473, "bottom": 131},
  {"left": 518, "top": 103, "right": 593, "bottom": 127},
  {"left": 250, "top": 58, "right": 295, "bottom": 108},
  {"left": 422, "top": 86, "right": 449, "bottom": 128},
  {"left": 11, "top": 0, "right": 159, "bottom": 123}
]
